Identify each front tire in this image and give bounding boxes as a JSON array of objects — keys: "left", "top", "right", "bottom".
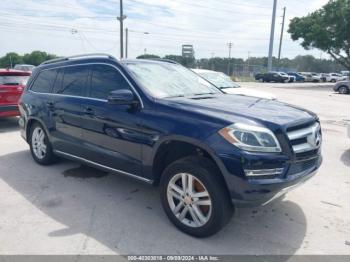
[
  {"left": 29, "top": 122, "right": 57, "bottom": 165},
  {"left": 339, "top": 86, "right": 349, "bottom": 94},
  {"left": 160, "top": 156, "right": 234, "bottom": 238}
]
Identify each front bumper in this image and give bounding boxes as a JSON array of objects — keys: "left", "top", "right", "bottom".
[{"left": 221, "top": 154, "right": 322, "bottom": 207}]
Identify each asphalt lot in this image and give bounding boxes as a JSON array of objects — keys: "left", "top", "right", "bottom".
[{"left": 0, "top": 83, "right": 349, "bottom": 255}]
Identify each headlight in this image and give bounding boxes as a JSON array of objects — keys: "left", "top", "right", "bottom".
[{"left": 219, "top": 123, "right": 281, "bottom": 153}]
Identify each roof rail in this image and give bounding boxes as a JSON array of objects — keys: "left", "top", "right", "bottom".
[{"left": 41, "top": 53, "right": 117, "bottom": 65}]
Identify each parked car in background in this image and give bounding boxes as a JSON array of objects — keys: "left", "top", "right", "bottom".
[
  {"left": 341, "top": 71, "right": 349, "bottom": 80},
  {"left": 287, "top": 72, "right": 306, "bottom": 82},
  {"left": 19, "top": 54, "right": 322, "bottom": 237},
  {"left": 279, "top": 72, "right": 295, "bottom": 83},
  {"left": 299, "top": 72, "right": 321, "bottom": 82},
  {"left": 311, "top": 73, "right": 322, "bottom": 82},
  {"left": 193, "top": 69, "right": 276, "bottom": 100},
  {"left": 255, "top": 72, "right": 289, "bottom": 83},
  {"left": 14, "top": 64, "right": 36, "bottom": 72},
  {"left": 320, "top": 73, "right": 328, "bottom": 82},
  {"left": 333, "top": 81, "right": 350, "bottom": 94},
  {"left": 326, "top": 73, "right": 345, "bottom": 82},
  {"left": 0, "top": 69, "right": 31, "bottom": 117}
]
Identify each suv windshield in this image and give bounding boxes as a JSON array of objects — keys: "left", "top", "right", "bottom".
[
  {"left": 126, "top": 62, "right": 221, "bottom": 98},
  {"left": 0, "top": 75, "right": 30, "bottom": 85}
]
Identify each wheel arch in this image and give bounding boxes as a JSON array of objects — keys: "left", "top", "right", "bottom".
[
  {"left": 338, "top": 85, "right": 349, "bottom": 94},
  {"left": 151, "top": 136, "right": 229, "bottom": 186},
  {"left": 26, "top": 117, "right": 51, "bottom": 143}
]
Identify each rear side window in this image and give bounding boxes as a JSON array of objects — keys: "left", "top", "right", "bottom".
[
  {"left": 31, "top": 70, "right": 57, "bottom": 93},
  {"left": 90, "top": 65, "right": 131, "bottom": 100},
  {"left": 52, "top": 68, "right": 64, "bottom": 94},
  {"left": 58, "top": 66, "right": 89, "bottom": 96}
]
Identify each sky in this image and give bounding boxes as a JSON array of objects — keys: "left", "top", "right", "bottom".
[{"left": 0, "top": 0, "right": 330, "bottom": 60}]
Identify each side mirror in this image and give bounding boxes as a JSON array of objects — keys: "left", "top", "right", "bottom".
[{"left": 107, "top": 89, "right": 138, "bottom": 105}]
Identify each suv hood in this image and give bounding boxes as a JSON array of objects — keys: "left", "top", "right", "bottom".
[
  {"left": 163, "top": 94, "right": 315, "bottom": 128},
  {"left": 223, "top": 87, "right": 277, "bottom": 100}
]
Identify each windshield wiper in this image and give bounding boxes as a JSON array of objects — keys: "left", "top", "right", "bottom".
[
  {"left": 192, "top": 92, "right": 216, "bottom": 96},
  {"left": 166, "top": 94, "right": 185, "bottom": 98}
]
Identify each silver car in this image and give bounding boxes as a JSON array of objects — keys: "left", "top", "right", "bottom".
[{"left": 333, "top": 81, "right": 350, "bottom": 94}]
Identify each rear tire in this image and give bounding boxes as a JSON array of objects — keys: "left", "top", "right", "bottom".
[
  {"left": 339, "top": 86, "right": 349, "bottom": 94},
  {"left": 29, "top": 122, "right": 57, "bottom": 165},
  {"left": 160, "top": 156, "right": 234, "bottom": 238}
]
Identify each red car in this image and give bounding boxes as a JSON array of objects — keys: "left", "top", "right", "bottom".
[{"left": 0, "top": 69, "right": 31, "bottom": 117}]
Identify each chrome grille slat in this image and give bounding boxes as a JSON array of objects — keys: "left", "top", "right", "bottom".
[
  {"left": 287, "top": 122, "right": 321, "bottom": 154},
  {"left": 292, "top": 143, "right": 314, "bottom": 153}
]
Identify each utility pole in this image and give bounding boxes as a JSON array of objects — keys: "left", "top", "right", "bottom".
[
  {"left": 117, "top": 0, "right": 127, "bottom": 59},
  {"left": 278, "top": 7, "right": 286, "bottom": 65},
  {"left": 211, "top": 52, "right": 215, "bottom": 70},
  {"left": 247, "top": 51, "right": 251, "bottom": 75},
  {"left": 268, "top": 0, "right": 278, "bottom": 72},
  {"left": 227, "top": 42, "right": 233, "bottom": 76},
  {"left": 9, "top": 55, "right": 13, "bottom": 68},
  {"left": 125, "top": 29, "right": 149, "bottom": 59},
  {"left": 125, "top": 28, "right": 128, "bottom": 58}
]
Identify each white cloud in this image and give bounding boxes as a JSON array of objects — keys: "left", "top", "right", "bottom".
[{"left": 0, "top": 0, "right": 331, "bottom": 59}]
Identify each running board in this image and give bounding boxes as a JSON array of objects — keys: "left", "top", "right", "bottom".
[{"left": 54, "top": 150, "right": 153, "bottom": 184}]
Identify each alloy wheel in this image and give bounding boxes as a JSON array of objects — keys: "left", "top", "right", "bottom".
[
  {"left": 167, "top": 173, "right": 212, "bottom": 228},
  {"left": 32, "top": 126, "right": 47, "bottom": 159}
]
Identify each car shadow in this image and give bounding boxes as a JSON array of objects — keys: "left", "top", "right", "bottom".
[
  {"left": 0, "top": 150, "right": 307, "bottom": 255},
  {"left": 341, "top": 149, "right": 350, "bottom": 167},
  {"left": 0, "top": 117, "right": 19, "bottom": 132}
]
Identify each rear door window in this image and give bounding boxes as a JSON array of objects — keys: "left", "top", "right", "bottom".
[
  {"left": 58, "top": 66, "right": 89, "bottom": 97},
  {"left": 31, "top": 70, "right": 57, "bottom": 93},
  {"left": 89, "top": 65, "right": 131, "bottom": 100},
  {"left": 52, "top": 68, "right": 64, "bottom": 94}
]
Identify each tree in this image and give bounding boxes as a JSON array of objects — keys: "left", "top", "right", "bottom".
[
  {"left": 163, "top": 55, "right": 196, "bottom": 68},
  {"left": 0, "top": 52, "right": 23, "bottom": 68},
  {"left": 288, "top": 0, "right": 350, "bottom": 70},
  {"left": 136, "top": 54, "right": 160, "bottom": 59},
  {"left": 22, "top": 51, "right": 57, "bottom": 66}
]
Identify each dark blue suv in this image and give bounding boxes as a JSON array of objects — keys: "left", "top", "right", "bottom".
[{"left": 19, "top": 54, "right": 322, "bottom": 237}]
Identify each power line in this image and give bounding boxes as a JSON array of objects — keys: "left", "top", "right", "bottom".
[
  {"left": 0, "top": 16, "right": 273, "bottom": 39},
  {"left": 198, "top": 0, "right": 272, "bottom": 9},
  {"left": 127, "top": 0, "right": 273, "bottom": 18}
]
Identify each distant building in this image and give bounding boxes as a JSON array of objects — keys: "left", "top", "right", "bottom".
[{"left": 182, "top": 45, "right": 195, "bottom": 58}]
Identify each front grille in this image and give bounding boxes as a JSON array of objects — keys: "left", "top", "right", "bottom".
[
  {"left": 287, "top": 158, "right": 318, "bottom": 176},
  {"left": 287, "top": 121, "right": 322, "bottom": 154}
]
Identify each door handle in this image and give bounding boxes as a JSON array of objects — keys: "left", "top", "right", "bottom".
[
  {"left": 46, "top": 102, "right": 54, "bottom": 110},
  {"left": 84, "top": 107, "right": 95, "bottom": 116}
]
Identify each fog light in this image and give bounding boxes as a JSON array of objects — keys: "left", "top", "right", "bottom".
[{"left": 244, "top": 168, "right": 284, "bottom": 177}]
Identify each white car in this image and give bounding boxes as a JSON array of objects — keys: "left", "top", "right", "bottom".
[
  {"left": 14, "top": 64, "right": 36, "bottom": 72},
  {"left": 326, "top": 73, "right": 346, "bottom": 82},
  {"left": 278, "top": 72, "right": 295, "bottom": 82},
  {"left": 300, "top": 72, "right": 321, "bottom": 82},
  {"left": 192, "top": 69, "right": 277, "bottom": 100},
  {"left": 348, "top": 123, "right": 350, "bottom": 139}
]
